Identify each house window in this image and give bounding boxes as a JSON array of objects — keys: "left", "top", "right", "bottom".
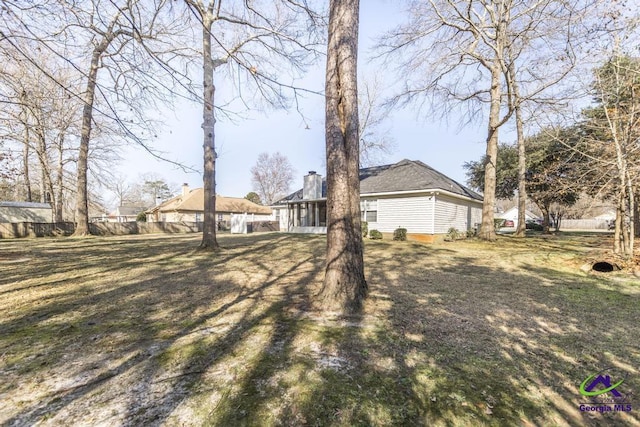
[
  {"left": 195, "top": 212, "right": 202, "bottom": 223},
  {"left": 361, "top": 199, "right": 377, "bottom": 222},
  {"left": 217, "top": 213, "right": 223, "bottom": 221},
  {"left": 275, "top": 209, "right": 280, "bottom": 221}
]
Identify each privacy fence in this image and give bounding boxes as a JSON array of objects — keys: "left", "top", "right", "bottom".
[
  {"left": 0, "top": 221, "right": 205, "bottom": 239},
  {"left": 559, "top": 219, "right": 611, "bottom": 230},
  {"left": 0, "top": 220, "right": 283, "bottom": 239}
]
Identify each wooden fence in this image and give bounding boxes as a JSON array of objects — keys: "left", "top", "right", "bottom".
[
  {"left": 0, "top": 220, "right": 284, "bottom": 239},
  {"left": 0, "top": 222, "right": 75, "bottom": 238},
  {"left": 0, "top": 221, "right": 204, "bottom": 238},
  {"left": 248, "top": 221, "right": 280, "bottom": 232},
  {"left": 559, "top": 219, "right": 611, "bottom": 230}
]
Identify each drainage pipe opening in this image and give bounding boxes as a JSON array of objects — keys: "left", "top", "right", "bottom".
[{"left": 592, "top": 261, "right": 616, "bottom": 273}]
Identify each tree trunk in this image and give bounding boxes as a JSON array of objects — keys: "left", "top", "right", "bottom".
[
  {"left": 199, "top": 15, "right": 219, "bottom": 250},
  {"left": 55, "top": 136, "right": 64, "bottom": 222},
  {"left": 512, "top": 79, "right": 527, "bottom": 237},
  {"left": 73, "top": 41, "right": 107, "bottom": 236},
  {"left": 318, "top": 0, "right": 367, "bottom": 314},
  {"left": 22, "top": 133, "right": 32, "bottom": 202},
  {"left": 479, "top": 64, "right": 502, "bottom": 241},
  {"left": 614, "top": 193, "right": 623, "bottom": 255},
  {"left": 35, "top": 131, "right": 54, "bottom": 206},
  {"left": 634, "top": 191, "right": 640, "bottom": 239},
  {"left": 541, "top": 204, "right": 551, "bottom": 234},
  {"left": 625, "top": 175, "right": 634, "bottom": 256}
]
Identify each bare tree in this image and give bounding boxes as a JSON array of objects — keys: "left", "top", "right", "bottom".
[
  {"left": 582, "top": 54, "right": 640, "bottom": 257},
  {"left": 61, "top": 0, "right": 173, "bottom": 235},
  {"left": 358, "top": 76, "right": 395, "bottom": 167},
  {"left": 2, "top": 0, "right": 185, "bottom": 232},
  {"left": 179, "top": 0, "right": 322, "bottom": 250},
  {"left": 0, "top": 50, "right": 81, "bottom": 220},
  {"left": 377, "top": 0, "right": 597, "bottom": 240},
  {"left": 250, "top": 152, "right": 295, "bottom": 205},
  {"left": 317, "top": 0, "right": 367, "bottom": 314}
]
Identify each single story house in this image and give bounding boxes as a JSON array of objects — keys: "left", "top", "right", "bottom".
[
  {"left": 496, "top": 207, "right": 540, "bottom": 226},
  {"left": 272, "top": 159, "right": 483, "bottom": 241},
  {"left": 0, "top": 201, "right": 53, "bottom": 223},
  {"left": 146, "top": 184, "right": 272, "bottom": 223}
]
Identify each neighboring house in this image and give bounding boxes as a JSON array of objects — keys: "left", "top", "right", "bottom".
[
  {"left": 496, "top": 207, "right": 540, "bottom": 226},
  {"left": 272, "top": 159, "right": 483, "bottom": 240},
  {"left": 146, "top": 184, "right": 272, "bottom": 223},
  {"left": 0, "top": 201, "right": 53, "bottom": 223},
  {"left": 106, "top": 205, "right": 147, "bottom": 222}
]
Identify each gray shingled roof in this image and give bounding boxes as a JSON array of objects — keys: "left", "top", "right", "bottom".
[
  {"left": 275, "top": 159, "right": 482, "bottom": 203},
  {"left": 360, "top": 159, "right": 482, "bottom": 199}
]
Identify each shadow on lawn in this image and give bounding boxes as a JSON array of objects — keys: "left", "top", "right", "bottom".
[
  {"left": 1, "top": 233, "right": 318, "bottom": 425},
  {"left": 1, "top": 234, "right": 639, "bottom": 426},
  {"left": 358, "top": 241, "right": 639, "bottom": 426}
]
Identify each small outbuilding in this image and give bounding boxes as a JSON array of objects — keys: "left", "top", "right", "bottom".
[{"left": 0, "top": 201, "right": 53, "bottom": 223}]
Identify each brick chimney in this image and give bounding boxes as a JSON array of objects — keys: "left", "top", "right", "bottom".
[{"left": 182, "top": 183, "right": 190, "bottom": 197}]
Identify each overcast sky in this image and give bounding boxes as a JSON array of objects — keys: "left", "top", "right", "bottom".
[{"left": 114, "top": 1, "right": 507, "bottom": 206}]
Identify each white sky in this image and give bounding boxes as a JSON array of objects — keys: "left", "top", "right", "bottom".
[{"left": 114, "top": 1, "right": 506, "bottom": 207}]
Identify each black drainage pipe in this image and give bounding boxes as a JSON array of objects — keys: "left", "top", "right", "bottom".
[{"left": 592, "top": 262, "right": 616, "bottom": 272}]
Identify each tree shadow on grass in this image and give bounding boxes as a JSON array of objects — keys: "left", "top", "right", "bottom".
[
  {"left": 355, "top": 240, "right": 640, "bottom": 426},
  {"left": 2, "top": 234, "right": 639, "bottom": 426},
  {"left": 0, "top": 234, "right": 324, "bottom": 425}
]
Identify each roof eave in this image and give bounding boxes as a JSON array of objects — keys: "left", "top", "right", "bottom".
[{"left": 361, "top": 188, "right": 483, "bottom": 203}]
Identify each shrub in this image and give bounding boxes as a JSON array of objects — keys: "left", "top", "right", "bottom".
[
  {"left": 393, "top": 227, "right": 407, "bottom": 241},
  {"left": 369, "top": 229, "right": 383, "bottom": 240},
  {"left": 136, "top": 212, "right": 147, "bottom": 222},
  {"left": 362, "top": 221, "right": 368, "bottom": 238},
  {"left": 466, "top": 228, "right": 477, "bottom": 238},
  {"left": 494, "top": 218, "right": 506, "bottom": 229},
  {"left": 445, "top": 227, "right": 461, "bottom": 241}
]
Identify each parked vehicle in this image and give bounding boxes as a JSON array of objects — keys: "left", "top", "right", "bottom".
[{"left": 526, "top": 220, "right": 543, "bottom": 231}]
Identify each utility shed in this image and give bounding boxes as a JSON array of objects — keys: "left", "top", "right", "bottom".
[{"left": 0, "top": 201, "right": 53, "bottom": 223}]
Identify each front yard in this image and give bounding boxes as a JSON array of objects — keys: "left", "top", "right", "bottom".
[{"left": 0, "top": 232, "right": 638, "bottom": 426}]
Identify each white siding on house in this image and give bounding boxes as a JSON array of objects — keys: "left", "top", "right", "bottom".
[
  {"left": 366, "top": 195, "right": 434, "bottom": 234},
  {"left": 276, "top": 207, "right": 288, "bottom": 231},
  {"left": 433, "top": 194, "right": 482, "bottom": 233}
]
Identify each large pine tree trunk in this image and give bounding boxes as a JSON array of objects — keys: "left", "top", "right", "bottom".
[
  {"left": 199, "top": 16, "right": 219, "bottom": 250},
  {"left": 318, "top": 0, "right": 367, "bottom": 314},
  {"left": 478, "top": 64, "right": 502, "bottom": 241}
]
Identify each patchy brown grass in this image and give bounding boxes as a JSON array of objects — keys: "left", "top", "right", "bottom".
[{"left": 0, "top": 232, "right": 638, "bottom": 426}]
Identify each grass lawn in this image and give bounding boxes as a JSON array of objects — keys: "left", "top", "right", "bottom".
[{"left": 0, "top": 232, "right": 639, "bottom": 426}]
